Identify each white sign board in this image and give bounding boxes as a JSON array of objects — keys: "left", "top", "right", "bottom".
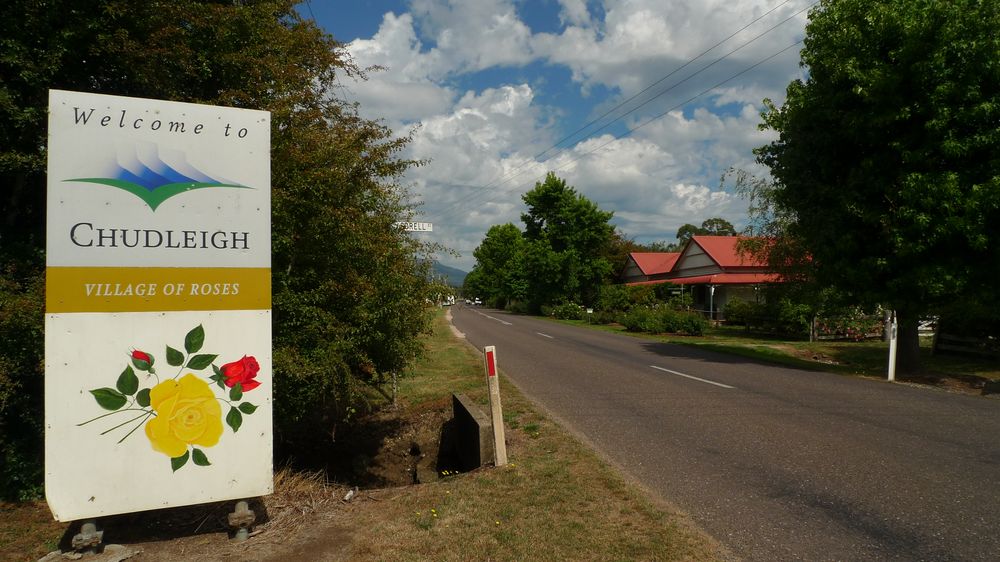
[
  {"left": 45, "top": 90, "right": 273, "bottom": 521},
  {"left": 397, "top": 221, "right": 433, "bottom": 232}
]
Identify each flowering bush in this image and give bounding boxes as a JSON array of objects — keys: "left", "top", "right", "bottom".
[
  {"left": 551, "top": 302, "right": 585, "bottom": 320},
  {"left": 816, "top": 308, "right": 884, "bottom": 341},
  {"left": 79, "top": 325, "right": 261, "bottom": 472}
]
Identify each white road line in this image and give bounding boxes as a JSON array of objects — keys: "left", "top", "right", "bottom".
[
  {"left": 650, "top": 365, "right": 735, "bottom": 389},
  {"left": 536, "top": 332, "right": 554, "bottom": 339},
  {"left": 478, "top": 312, "right": 512, "bottom": 326}
]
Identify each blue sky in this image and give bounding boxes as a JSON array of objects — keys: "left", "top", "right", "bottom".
[{"left": 299, "top": 0, "right": 810, "bottom": 271}]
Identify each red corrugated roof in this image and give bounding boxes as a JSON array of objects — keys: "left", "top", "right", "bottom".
[
  {"left": 626, "top": 273, "right": 781, "bottom": 287},
  {"left": 671, "top": 273, "right": 781, "bottom": 285},
  {"left": 629, "top": 252, "right": 680, "bottom": 276},
  {"left": 690, "top": 236, "right": 766, "bottom": 268}
]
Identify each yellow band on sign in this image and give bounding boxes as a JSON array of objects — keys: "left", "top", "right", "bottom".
[{"left": 46, "top": 267, "right": 271, "bottom": 313}]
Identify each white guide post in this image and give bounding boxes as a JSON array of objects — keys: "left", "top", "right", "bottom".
[
  {"left": 887, "top": 310, "right": 898, "bottom": 382},
  {"left": 483, "top": 346, "right": 508, "bottom": 466}
]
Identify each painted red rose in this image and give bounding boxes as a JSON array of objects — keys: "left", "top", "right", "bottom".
[
  {"left": 131, "top": 349, "right": 153, "bottom": 371},
  {"left": 221, "top": 355, "right": 261, "bottom": 391}
]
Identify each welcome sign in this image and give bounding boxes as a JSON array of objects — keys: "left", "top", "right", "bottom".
[{"left": 45, "top": 90, "right": 273, "bottom": 521}]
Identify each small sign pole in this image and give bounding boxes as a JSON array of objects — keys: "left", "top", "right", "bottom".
[
  {"left": 483, "top": 346, "right": 508, "bottom": 466},
  {"left": 887, "top": 310, "right": 898, "bottom": 382}
]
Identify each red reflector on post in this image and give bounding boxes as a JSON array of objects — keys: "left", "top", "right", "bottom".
[{"left": 486, "top": 350, "right": 497, "bottom": 377}]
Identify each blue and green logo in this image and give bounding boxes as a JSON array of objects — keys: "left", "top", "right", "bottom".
[{"left": 66, "top": 150, "right": 249, "bottom": 211}]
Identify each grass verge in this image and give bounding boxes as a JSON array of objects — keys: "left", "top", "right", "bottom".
[
  {"left": 551, "top": 318, "right": 1000, "bottom": 387},
  {"left": 1, "top": 310, "right": 725, "bottom": 561},
  {"left": 334, "top": 310, "right": 725, "bottom": 561}
]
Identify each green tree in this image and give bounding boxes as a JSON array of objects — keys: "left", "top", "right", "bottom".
[
  {"left": 676, "top": 218, "right": 737, "bottom": 243},
  {"left": 641, "top": 240, "right": 682, "bottom": 252},
  {"left": 520, "top": 173, "right": 615, "bottom": 309},
  {"left": 701, "top": 218, "right": 737, "bottom": 236},
  {"left": 0, "top": 0, "right": 433, "bottom": 498},
  {"left": 754, "top": 0, "right": 1000, "bottom": 371},
  {"left": 603, "top": 230, "right": 648, "bottom": 277},
  {"left": 469, "top": 223, "right": 527, "bottom": 308}
]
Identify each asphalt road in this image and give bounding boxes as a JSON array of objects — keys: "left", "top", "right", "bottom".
[{"left": 449, "top": 305, "right": 1000, "bottom": 561}]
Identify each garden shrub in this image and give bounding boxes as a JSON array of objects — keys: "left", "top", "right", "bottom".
[
  {"left": 551, "top": 303, "right": 585, "bottom": 320},
  {"left": 626, "top": 285, "right": 658, "bottom": 308},
  {"left": 621, "top": 307, "right": 706, "bottom": 335},
  {"left": 596, "top": 284, "right": 630, "bottom": 312},
  {"left": 676, "top": 311, "right": 708, "bottom": 336},
  {"left": 724, "top": 298, "right": 753, "bottom": 325},
  {"left": 622, "top": 308, "right": 659, "bottom": 332},
  {"left": 588, "top": 310, "right": 619, "bottom": 325},
  {"left": 506, "top": 300, "right": 530, "bottom": 315},
  {"left": 815, "top": 307, "right": 884, "bottom": 341},
  {"left": 0, "top": 268, "right": 45, "bottom": 500}
]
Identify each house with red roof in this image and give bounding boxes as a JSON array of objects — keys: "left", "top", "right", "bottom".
[
  {"left": 620, "top": 252, "right": 680, "bottom": 284},
  {"left": 623, "top": 236, "right": 781, "bottom": 319}
]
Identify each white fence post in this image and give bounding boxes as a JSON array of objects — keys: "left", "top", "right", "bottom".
[{"left": 887, "top": 311, "right": 898, "bottom": 382}]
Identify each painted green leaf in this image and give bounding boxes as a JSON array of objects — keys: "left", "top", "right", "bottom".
[
  {"left": 238, "top": 402, "right": 258, "bottom": 415},
  {"left": 166, "top": 345, "right": 184, "bottom": 367},
  {"left": 226, "top": 406, "right": 243, "bottom": 433},
  {"left": 90, "top": 388, "right": 127, "bottom": 411},
  {"left": 185, "top": 325, "right": 205, "bottom": 354},
  {"left": 192, "top": 448, "right": 211, "bottom": 466},
  {"left": 171, "top": 451, "right": 190, "bottom": 472},
  {"left": 229, "top": 383, "right": 243, "bottom": 402},
  {"left": 186, "top": 354, "right": 217, "bottom": 370},
  {"left": 116, "top": 366, "right": 139, "bottom": 396},
  {"left": 211, "top": 365, "right": 225, "bottom": 389},
  {"left": 136, "top": 388, "right": 151, "bottom": 408}
]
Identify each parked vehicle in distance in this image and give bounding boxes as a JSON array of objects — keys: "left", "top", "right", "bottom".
[{"left": 474, "top": 298, "right": 482, "bottom": 306}]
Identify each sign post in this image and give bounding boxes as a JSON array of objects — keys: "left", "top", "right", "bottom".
[
  {"left": 887, "top": 310, "right": 898, "bottom": 382},
  {"left": 44, "top": 90, "right": 273, "bottom": 522},
  {"left": 483, "top": 346, "right": 508, "bottom": 466}
]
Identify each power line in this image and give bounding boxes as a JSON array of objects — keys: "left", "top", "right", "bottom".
[
  {"left": 302, "top": 0, "right": 318, "bottom": 23},
  {"left": 433, "top": 38, "right": 805, "bottom": 228},
  {"left": 425, "top": 0, "right": 815, "bottom": 224},
  {"left": 427, "top": 2, "right": 812, "bottom": 225}
]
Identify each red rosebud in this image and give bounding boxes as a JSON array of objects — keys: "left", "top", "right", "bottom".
[
  {"left": 131, "top": 349, "right": 154, "bottom": 371},
  {"left": 221, "top": 355, "right": 261, "bottom": 392}
]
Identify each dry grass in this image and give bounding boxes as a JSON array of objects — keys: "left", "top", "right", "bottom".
[
  {"left": 256, "top": 468, "right": 338, "bottom": 535},
  {"left": 319, "top": 310, "right": 725, "bottom": 561},
  {"left": 2, "top": 310, "right": 725, "bottom": 561}
]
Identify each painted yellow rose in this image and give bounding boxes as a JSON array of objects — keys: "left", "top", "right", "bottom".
[{"left": 144, "top": 374, "right": 223, "bottom": 458}]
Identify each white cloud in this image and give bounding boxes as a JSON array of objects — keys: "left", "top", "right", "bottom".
[
  {"left": 400, "top": 85, "right": 558, "bottom": 262},
  {"left": 557, "top": 0, "right": 593, "bottom": 27},
  {"left": 334, "top": 0, "right": 806, "bottom": 271},
  {"left": 409, "top": 0, "right": 535, "bottom": 72},
  {"left": 533, "top": 0, "right": 807, "bottom": 97}
]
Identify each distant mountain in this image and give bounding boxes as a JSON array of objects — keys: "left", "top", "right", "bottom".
[{"left": 431, "top": 262, "right": 468, "bottom": 287}]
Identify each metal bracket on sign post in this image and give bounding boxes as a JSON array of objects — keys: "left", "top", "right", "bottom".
[
  {"left": 71, "top": 519, "right": 103, "bottom": 551},
  {"left": 228, "top": 500, "right": 256, "bottom": 541}
]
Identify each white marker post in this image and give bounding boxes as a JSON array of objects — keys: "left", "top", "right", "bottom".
[
  {"left": 887, "top": 310, "right": 898, "bottom": 382},
  {"left": 483, "top": 346, "right": 508, "bottom": 466}
]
